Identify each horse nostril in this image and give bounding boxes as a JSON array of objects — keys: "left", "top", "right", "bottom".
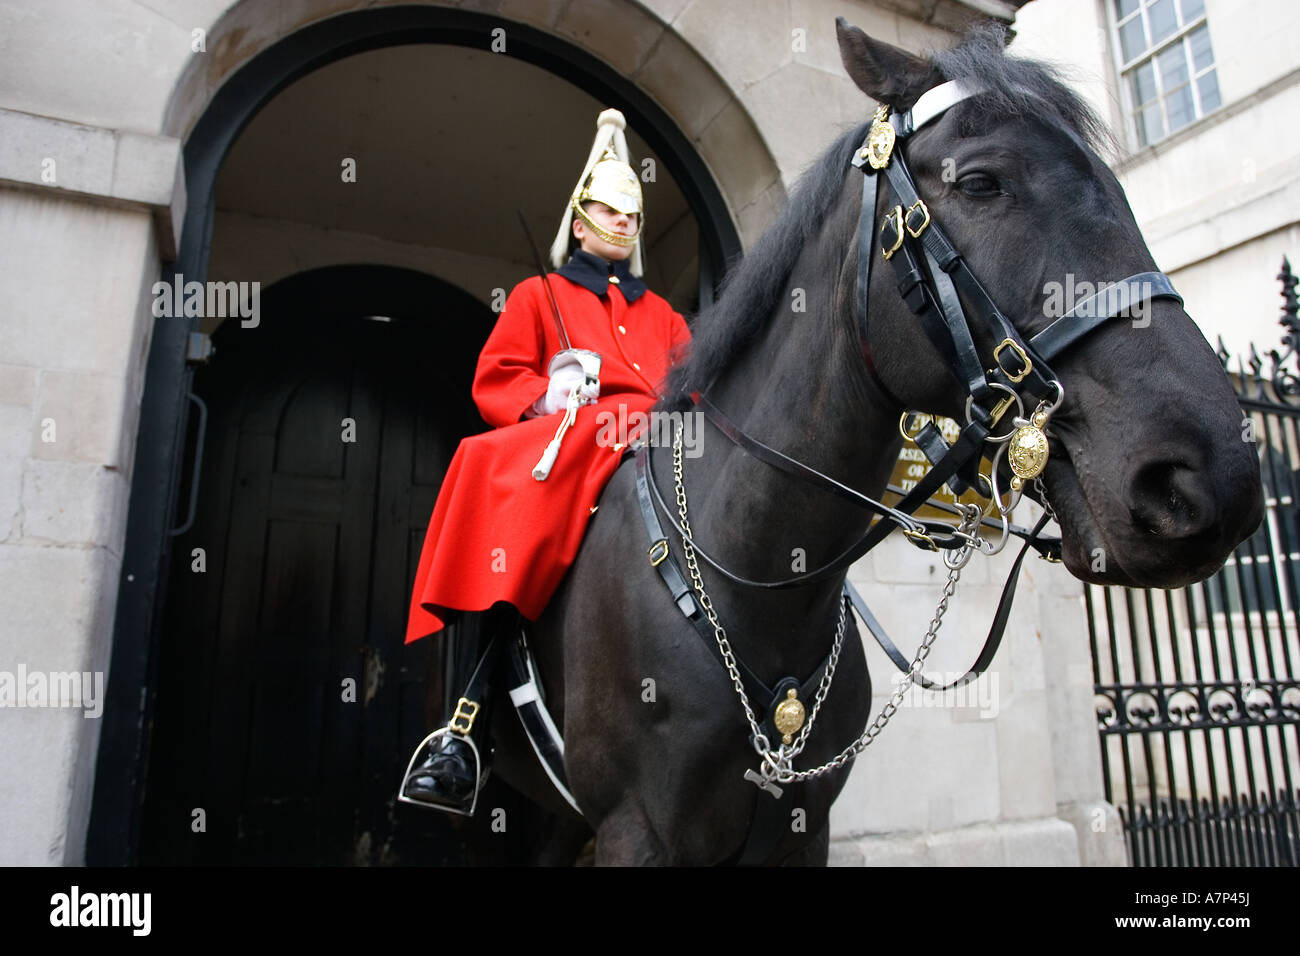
[{"left": 1129, "top": 460, "right": 1207, "bottom": 538}]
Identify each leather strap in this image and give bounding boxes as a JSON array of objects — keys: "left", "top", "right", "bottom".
[
  {"left": 845, "top": 510, "right": 1053, "bottom": 691},
  {"left": 635, "top": 443, "right": 701, "bottom": 620},
  {"left": 900, "top": 80, "right": 986, "bottom": 135},
  {"left": 633, "top": 445, "right": 833, "bottom": 742},
  {"left": 647, "top": 411, "right": 992, "bottom": 592},
  {"left": 697, "top": 394, "right": 910, "bottom": 524},
  {"left": 505, "top": 634, "right": 583, "bottom": 814},
  {"left": 1030, "top": 271, "right": 1182, "bottom": 361}
]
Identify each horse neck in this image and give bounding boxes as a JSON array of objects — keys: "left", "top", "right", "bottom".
[{"left": 681, "top": 195, "right": 903, "bottom": 672}]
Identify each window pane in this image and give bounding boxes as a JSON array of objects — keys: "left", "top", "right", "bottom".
[
  {"left": 1132, "top": 61, "right": 1158, "bottom": 105},
  {"left": 1180, "top": 0, "right": 1206, "bottom": 20},
  {"left": 1137, "top": 102, "right": 1164, "bottom": 145},
  {"left": 1165, "top": 83, "right": 1195, "bottom": 132},
  {"left": 1198, "top": 70, "right": 1221, "bottom": 112},
  {"left": 1157, "top": 42, "right": 1190, "bottom": 89},
  {"left": 1116, "top": 0, "right": 1140, "bottom": 16},
  {"left": 1149, "top": 0, "right": 1178, "bottom": 43},
  {"left": 1189, "top": 24, "right": 1215, "bottom": 71},
  {"left": 1120, "top": 16, "right": 1147, "bottom": 61}
]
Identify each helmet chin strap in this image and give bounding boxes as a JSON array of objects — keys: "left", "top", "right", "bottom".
[{"left": 572, "top": 199, "right": 641, "bottom": 248}]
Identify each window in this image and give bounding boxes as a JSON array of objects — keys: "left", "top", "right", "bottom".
[{"left": 1110, "top": 0, "right": 1222, "bottom": 147}]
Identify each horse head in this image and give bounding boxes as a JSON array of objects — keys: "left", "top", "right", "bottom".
[{"left": 836, "top": 19, "right": 1263, "bottom": 589}]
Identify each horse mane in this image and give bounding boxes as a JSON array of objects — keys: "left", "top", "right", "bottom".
[
  {"left": 930, "top": 24, "right": 1113, "bottom": 154},
  {"left": 658, "top": 120, "right": 868, "bottom": 412},
  {"left": 658, "top": 24, "right": 1111, "bottom": 412}
]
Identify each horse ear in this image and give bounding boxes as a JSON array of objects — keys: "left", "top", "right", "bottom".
[{"left": 835, "top": 17, "right": 942, "bottom": 112}]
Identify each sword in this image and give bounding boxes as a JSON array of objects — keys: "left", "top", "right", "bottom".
[
  {"left": 517, "top": 209, "right": 572, "bottom": 352},
  {"left": 518, "top": 210, "right": 601, "bottom": 480}
]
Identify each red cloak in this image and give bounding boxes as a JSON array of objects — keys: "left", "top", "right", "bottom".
[{"left": 405, "top": 269, "right": 690, "bottom": 642}]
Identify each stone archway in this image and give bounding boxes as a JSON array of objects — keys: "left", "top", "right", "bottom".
[{"left": 89, "top": 0, "right": 778, "bottom": 864}]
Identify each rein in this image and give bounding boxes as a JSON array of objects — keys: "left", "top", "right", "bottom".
[{"left": 636, "top": 80, "right": 1186, "bottom": 806}]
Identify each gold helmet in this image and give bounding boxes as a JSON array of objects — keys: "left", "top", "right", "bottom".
[{"left": 550, "top": 108, "right": 644, "bottom": 275}]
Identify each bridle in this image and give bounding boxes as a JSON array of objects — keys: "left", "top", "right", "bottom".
[
  {"left": 649, "top": 80, "right": 1184, "bottom": 587},
  {"left": 848, "top": 79, "right": 1181, "bottom": 532},
  {"left": 633, "top": 79, "right": 1185, "bottom": 811}
]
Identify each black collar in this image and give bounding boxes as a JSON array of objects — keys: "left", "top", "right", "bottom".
[{"left": 556, "top": 249, "right": 646, "bottom": 303}]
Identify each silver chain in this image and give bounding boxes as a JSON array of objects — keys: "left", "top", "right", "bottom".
[
  {"left": 667, "top": 393, "right": 1044, "bottom": 785},
  {"left": 672, "top": 425, "right": 846, "bottom": 781},
  {"left": 1034, "top": 475, "right": 1058, "bottom": 523},
  {"left": 779, "top": 548, "right": 966, "bottom": 782}
]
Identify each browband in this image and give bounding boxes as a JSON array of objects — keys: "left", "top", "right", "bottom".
[{"left": 899, "top": 80, "right": 986, "bottom": 134}]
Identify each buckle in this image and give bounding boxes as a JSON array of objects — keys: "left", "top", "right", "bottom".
[
  {"left": 881, "top": 206, "right": 905, "bottom": 261},
  {"left": 898, "top": 410, "right": 932, "bottom": 443},
  {"left": 648, "top": 539, "right": 670, "bottom": 567},
  {"left": 905, "top": 199, "right": 931, "bottom": 238},
  {"left": 903, "top": 528, "right": 939, "bottom": 552},
  {"left": 993, "top": 338, "right": 1032, "bottom": 384},
  {"left": 448, "top": 697, "right": 480, "bottom": 735}
]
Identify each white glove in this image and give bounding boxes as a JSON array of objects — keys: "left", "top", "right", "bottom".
[{"left": 532, "top": 358, "right": 599, "bottom": 417}]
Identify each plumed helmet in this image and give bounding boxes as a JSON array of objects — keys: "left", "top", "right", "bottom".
[{"left": 550, "top": 108, "right": 644, "bottom": 275}]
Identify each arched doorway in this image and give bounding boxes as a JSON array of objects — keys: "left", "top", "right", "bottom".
[
  {"left": 89, "top": 5, "right": 746, "bottom": 865},
  {"left": 140, "top": 265, "right": 492, "bottom": 864}
]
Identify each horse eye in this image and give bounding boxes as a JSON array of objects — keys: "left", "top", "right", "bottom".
[{"left": 956, "top": 173, "right": 1001, "bottom": 197}]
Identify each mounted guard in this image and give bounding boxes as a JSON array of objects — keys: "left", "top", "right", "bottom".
[{"left": 399, "top": 108, "right": 691, "bottom": 815}]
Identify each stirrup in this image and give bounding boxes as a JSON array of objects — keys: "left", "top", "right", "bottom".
[{"left": 397, "top": 726, "right": 489, "bottom": 817}]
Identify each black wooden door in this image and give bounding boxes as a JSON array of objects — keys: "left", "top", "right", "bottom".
[{"left": 139, "top": 266, "right": 493, "bottom": 864}]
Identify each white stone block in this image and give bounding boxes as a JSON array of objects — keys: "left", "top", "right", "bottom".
[
  {"left": 20, "top": 459, "right": 125, "bottom": 548},
  {"left": 998, "top": 816, "right": 1081, "bottom": 865},
  {"left": 0, "top": 706, "right": 85, "bottom": 864},
  {"left": 0, "top": 365, "right": 37, "bottom": 407},
  {"left": 832, "top": 815, "right": 1084, "bottom": 866},
  {"left": 638, "top": 0, "right": 692, "bottom": 24},
  {"left": 698, "top": 98, "right": 784, "bottom": 222},
  {"left": 790, "top": 0, "right": 899, "bottom": 78},
  {"left": 741, "top": 64, "right": 858, "bottom": 181},
  {"left": 1057, "top": 800, "right": 1129, "bottom": 866},
  {"left": 674, "top": 0, "right": 793, "bottom": 91},
  {"left": 996, "top": 688, "right": 1059, "bottom": 820},
  {"left": 831, "top": 705, "right": 999, "bottom": 835},
  {"left": 0, "top": 544, "right": 120, "bottom": 864},
  {"left": 0, "top": 188, "right": 155, "bottom": 374},
  {"left": 0, "top": 406, "right": 29, "bottom": 542},
  {"left": 111, "top": 130, "right": 183, "bottom": 209},
  {"left": 30, "top": 370, "right": 128, "bottom": 467},
  {"left": 0, "top": 109, "right": 114, "bottom": 197},
  {"left": 734, "top": 178, "right": 785, "bottom": 250},
  {"left": 556, "top": 0, "right": 665, "bottom": 75}
]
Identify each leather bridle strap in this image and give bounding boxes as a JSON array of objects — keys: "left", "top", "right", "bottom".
[
  {"left": 633, "top": 445, "right": 832, "bottom": 720},
  {"left": 1030, "top": 271, "right": 1182, "bottom": 359},
  {"left": 846, "top": 510, "right": 1054, "bottom": 691},
  {"left": 696, "top": 394, "right": 918, "bottom": 527},
  {"left": 876, "top": 121, "right": 1058, "bottom": 406},
  {"left": 645, "top": 412, "right": 992, "bottom": 590}
]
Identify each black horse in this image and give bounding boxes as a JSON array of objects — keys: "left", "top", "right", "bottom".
[{"left": 479, "top": 20, "right": 1264, "bottom": 865}]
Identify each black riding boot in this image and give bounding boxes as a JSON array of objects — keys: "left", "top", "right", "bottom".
[{"left": 399, "top": 606, "right": 515, "bottom": 815}]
